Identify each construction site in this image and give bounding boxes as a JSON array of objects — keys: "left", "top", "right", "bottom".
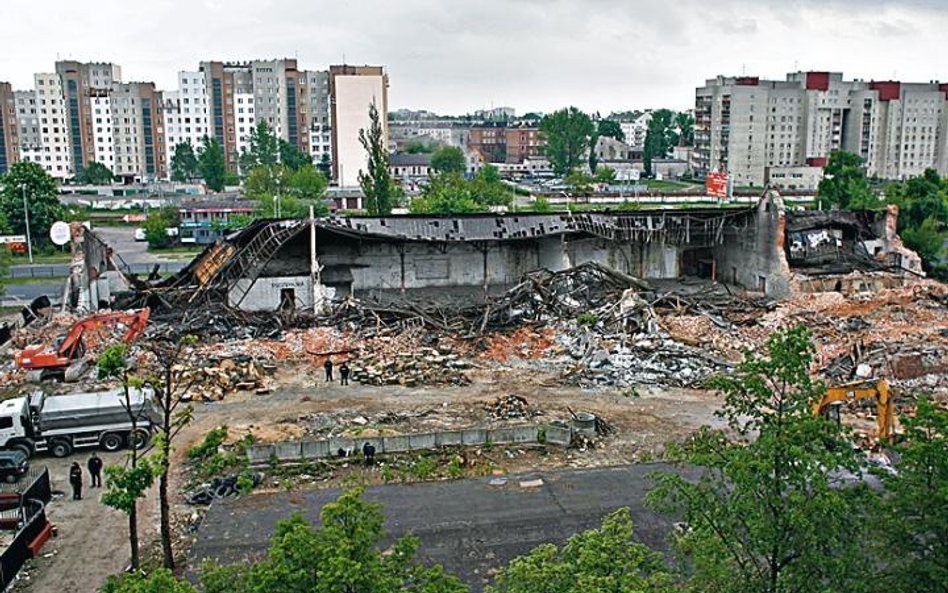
[{"left": 0, "top": 189, "right": 945, "bottom": 592}]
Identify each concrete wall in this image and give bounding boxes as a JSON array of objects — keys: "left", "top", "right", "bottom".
[
  {"left": 229, "top": 276, "right": 315, "bottom": 311},
  {"left": 713, "top": 190, "right": 792, "bottom": 298},
  {"left": 246, "top": 424, "right": 568, "bottom": 464}
]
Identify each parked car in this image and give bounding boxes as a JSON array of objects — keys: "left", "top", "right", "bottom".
[
  {"left": 134, "top": 228, "right": 147, "bottom": 242},
  {"left": 0, "top": 450, "right": 30, "bottom": 483}
]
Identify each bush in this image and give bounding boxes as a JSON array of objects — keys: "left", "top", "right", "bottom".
[
  {"left": 577, "top": 312, "right": 598, "bottom": 326},
  {"left": 187, "top": 426, "right": 228, "bottom": 460}
]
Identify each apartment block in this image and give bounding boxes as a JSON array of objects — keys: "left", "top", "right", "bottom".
[
  {"left": 110, "top": 82, "right": 166, "bottom": 180},
  {"left": 695, "top": 72, "right": 948, "bottom": 186},
  {"left": 0, "top": 82, "right": 19, "bottom": 174},
  {"left": 55, "top": 61, "right": 121, "bottom": 177},
  {"left": 329, "top": 65, "right": 388, "bottom": 187},
  {"left": 469, "top": 122, "right": 544, "bottom": 165}
]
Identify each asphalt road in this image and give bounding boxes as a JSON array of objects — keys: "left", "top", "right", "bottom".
[{"left": 191, "top": 463, "right": 694, "bottom": 590}]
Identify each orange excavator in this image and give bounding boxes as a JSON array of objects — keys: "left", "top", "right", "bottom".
[
  {"left": 15, "top": 308, "right": 150, "bottom": 382},
  {"left": 812, "top": 379, "right": 895, "bottom": 442}
]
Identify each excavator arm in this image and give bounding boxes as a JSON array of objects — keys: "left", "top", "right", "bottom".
[{"left": 813, "top": 379, "right": 894, "bottom": 442}]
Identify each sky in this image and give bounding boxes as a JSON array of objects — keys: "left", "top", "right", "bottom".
[{"left": 2, "top": 0, "right": 948, "bottom": 115}]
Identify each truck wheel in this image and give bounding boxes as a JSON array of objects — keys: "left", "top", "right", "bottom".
[
  {"left": 49, "top": 438, "right": 73, "bottom": 458},
  {"left": 129, "top": 430, "right": 150, "bottom": 450},
  {"left": 100, "top": 433, "right": 124, "bottom": 452},
  {"left": 3, "top": 474, "right": 16, "bottom": 484},
  {"left": 10, "top": 442, "right": 33, "bottom": 458}
]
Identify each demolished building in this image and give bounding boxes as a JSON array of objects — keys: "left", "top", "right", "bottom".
[{"left": 127, "top": 189, "right": 921, "bottom": 314}]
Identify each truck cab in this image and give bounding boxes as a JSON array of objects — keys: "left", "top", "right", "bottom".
[{"left": 0, "top": 397, "right": 36, "bottom": 457}]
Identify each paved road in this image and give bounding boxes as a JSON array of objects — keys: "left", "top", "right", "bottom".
[
  {"left": 1, "top": 282, "right": 64, "bottom": 308},
  {"left": 191, "top": 463, "right": 694, "bottom": 591}
]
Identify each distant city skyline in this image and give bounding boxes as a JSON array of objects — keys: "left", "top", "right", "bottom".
[{"left": 3, "top": 0, "right": 948, "bottom": 114}]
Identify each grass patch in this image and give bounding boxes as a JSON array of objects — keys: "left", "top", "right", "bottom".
[{"left": 1, "top": 276, "right": 67, "bottom": 285}]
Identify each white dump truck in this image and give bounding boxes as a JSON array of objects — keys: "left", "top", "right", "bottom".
[{"left": 0, "top": 388, "right": 158, "bottom": 458}]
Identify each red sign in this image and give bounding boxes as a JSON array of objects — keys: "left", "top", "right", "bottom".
[{"left": 706, "top": 172, "right": 729, "bottom": 199}]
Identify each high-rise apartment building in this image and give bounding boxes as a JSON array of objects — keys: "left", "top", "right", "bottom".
[
  {"left": 55, "top": 61, "right": 121, "bottom": 177},
  {"left": 0, "top": 82, "right": 19, "bottom": 174},
  {"left": 695, "top": 72, "right": 948, "bottom": 186},
  {"left": 329, "top": 65, "right": 388, "bottom": 187}
]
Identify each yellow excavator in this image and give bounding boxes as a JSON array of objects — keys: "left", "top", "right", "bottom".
[{"left": 812, "top": 379, "right": 895, "bottom": 442}]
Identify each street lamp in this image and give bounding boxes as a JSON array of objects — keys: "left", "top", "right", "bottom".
[{"left": 21, "top": 184, "right": 33, "bottom": 264}]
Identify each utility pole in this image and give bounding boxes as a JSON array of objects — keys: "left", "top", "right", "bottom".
[{"left": 21, "top": 185, "right": 33, "bottom": 264}]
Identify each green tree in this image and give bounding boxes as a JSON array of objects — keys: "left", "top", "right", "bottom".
[
  {"left": 279, "top": 139, "right": 312, "bottom": 171},
  {"left": 238, "top": 121, "right": 280, "bottom": 174},
  {"left": 316, "top": 153, "right": 332, "bottom": 177},
  {"left": 410, "top": 173, "right": 485, "bottom": 214},
  {"left": 142, "top": 335, "right": 198, "bottom": 569},
  {"left": 358, "top": 101, "right": 398, "bottom": 215},
  {"left": 596, "top": 119, "right": 625, "bottom": 142},
  {"left": 643, "top": 109, "right": 677, "bottom": 176},
  {"left": 244, "top": 165, "right": 328, "bottom": 218},
  {"left": 170, "top": 142, "right": 199, "bottom": 182},
  {"left": 404, "top": 139, "right": 438, "bottom": 154},
  {"left": 143, "top": 207, "right": 179, "bottom": 249},
  {"left": 0, "top": 161, "right": 63, "bottom": 247},
  {"left": 98, "top": 345, "right": 156, "bottom": 571},
  {"left": 647, "top": 326, "right": 875, "bottom": 593},
  {"left": 886, "top": 168, "right": 948, "bottom": 277},
  {"left": 287, "top": 164, "right": 329, "bottom": 200},
  {"left": 675, "top": 111, "right": 695, "bottom": 147},
  {"left": 197, "top": 135, "right": 226, "bottom": 192},
  {"left": 540, "top": 107, "right": 595, "bottom": 176},
  {"left": 103, "top": 569, "right": 197, "bottom": 593},
  {"left": 201, "top": 488, "right": 467, "bottom": 593},
  {"left": 78, "top": 161, "right": 114, "bottom": 184},
  {"left": 875, "top": 396, "right": 948, "bottom": 592},
  {"left": 565, "top": 169, "right": 593, "bottom": 195},
  {"left": 430, "top": 145, "right": 466, "bottom": 175},
  {"left": 470, "top": 164, "right": 512, "bottom": 207},
  {"left": 818, "top": 151, "right": 878, "bottom": 209},
  {"left": 488, "top": 508, "right": 673, "bottom": 593},
  {"left": 594, "top": 165, "right": 617, "bottom": 184}
]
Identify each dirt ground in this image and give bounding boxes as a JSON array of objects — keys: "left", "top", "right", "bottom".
[{"left": 11, "top": 364, "right": 725, "bottom": 593}]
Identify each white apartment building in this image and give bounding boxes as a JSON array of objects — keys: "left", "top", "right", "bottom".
[
  {"left": 619, "top": 111, "right": 651, "bottom": 149},
  {"left": 330, "top": 65, "right": 388, "bottom": 188},
  {"left": 91, "top": 95, "right": 115, "bottom": 169},
  {"left": 33, "top": 73, "right": 72, "bottom": 178},
  {"left": 162, "top": 71, "right": 210, "bottom": 170},
  {"left": 234, "top": 92, "right": 256, "bottom": 155},
  {"left": 304, "top": 70, "right": 332, "bottom": 166},
  {"left": 695, "top": 72, "right": 948, "bottom": 186}
]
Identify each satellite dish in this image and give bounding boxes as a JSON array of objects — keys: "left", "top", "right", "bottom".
[{"left": 49, "top": 221, "right": 71, "bottom": 246}]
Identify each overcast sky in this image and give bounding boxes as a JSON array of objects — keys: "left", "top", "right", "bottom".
[{"left": 3, "top": 0, "right": 947, "bottom": 115}]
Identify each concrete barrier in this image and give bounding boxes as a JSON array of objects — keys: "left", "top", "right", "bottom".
[
  {"left": 274, "top": 441, "right": 302, "bottom": 461},
  {"left": 247, "top": 444, "right": 276, "bottom": 464},
  {"left": 435, "top": 430, "right": 463, "bottom": 447},
  {"left": 544, "top": 425, "right": 572, "bottom": 446},
  {"left": 301, "top": 440, "right": 330, "bottom": 459},
  {"left": 250, "top": 423, "right": 577, "bottom": 465}
]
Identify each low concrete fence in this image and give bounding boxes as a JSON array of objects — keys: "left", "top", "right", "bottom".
[{"left": 247, "top": 424, "right": 573, "bottom": 464}]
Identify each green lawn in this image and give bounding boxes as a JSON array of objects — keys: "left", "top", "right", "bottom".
[
  {"left": 9, "top": 252, "right": 72, "bottom": 265},
  {"left": 642, "top": 179, "right": 694, "bottom": 190},
  {"left": 1, "top": 275, "right": 67, "bottom": 285}
]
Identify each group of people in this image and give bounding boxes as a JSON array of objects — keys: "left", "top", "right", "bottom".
[
  {"left": 323, "top": 358, "right": 350, "bottom": 385},
  {"left": 67, "top": 453, "right": 103, "bottom": 501}
]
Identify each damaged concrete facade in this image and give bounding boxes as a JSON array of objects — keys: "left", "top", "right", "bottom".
[{"left": 148, "top": 190, "right": 922, "bottom": 312}]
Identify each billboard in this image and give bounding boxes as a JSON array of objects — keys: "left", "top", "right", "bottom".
[{"left": 706, "top": 172, "right": 729, "bottom": 199}]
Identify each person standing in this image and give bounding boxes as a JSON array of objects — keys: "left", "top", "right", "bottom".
[
  {"left": 69, "top": 462, "right": 83, "bottom": 500},
  {"left": 88, "top": 453, "right": 103, "bottom": 488},
  {"left": 324, "top": 358, "right": 334, "bottom": 382},
  {"left": 339, "top": 361, "right": 350, "bottom": 386}
]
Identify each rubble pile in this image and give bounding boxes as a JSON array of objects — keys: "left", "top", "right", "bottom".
[
  {"left": 483, "top": 394, "right": 536, "bottom": 420},
  {"left": 349, "top": 336, "right": 472, "bottom": 387},
  {"left": 180, "top": 356, "right": 271, "bottom": 401}
]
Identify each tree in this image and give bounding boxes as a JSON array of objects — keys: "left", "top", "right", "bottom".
[
  {"left": 540, "top": 107, "right": 595, "bottom": 176},
  {"left": 647, "top": 326, "right": 875, "bottom": 593},
  {"left": 876, "top": 396, "right": 948, "bottom": 592},
  {"left": 287, "top": 164, "right": 329, "bottom": 201},
  {"left": 885, "top": 168, "right": 948, "bottom": 277},
  {"left": 143, "top": 207, "right": 179, "bottom": 249},
  {"left": 170, "top": 142, "right": 199, "bottom": 182},
  {"left": 565, "top": 170, "right": 593, "bottom": 195},
  {"left": 410, "top": 166, "right": 512, "bottom": 214},
  {"left": 98, "top": 344, "right": 156, "bottom": 571},
  {"left": 244, "top": 165, "right": 328, "bottom": 218},
  {"left": 818, "top": 151, "right": 878, "bottom": 209},
  {"left": 201, "top": 488, "right": 467, "bottom": 593},
  {"left": 430, "top": 145, "right": 466, "bottom": 175},
  {"left": 643, "top": 109, "right": 677, "bottom": 176},
  {"left": 595, "top": 165, "right": 617, "bottom": 184},
  {"left": 0, "top": 161, "right": 63, "bottom": 247},
  {"left": 197, "top": 135, "right": 226, "bottom": 192},
  {"left": 596, "top": 119, "right": 625, "bottom": 142},
  {"left": 404, "top": 139, "right": 438, "bottom": 154},
  {"left": 674, "top": 111, "right": 695, "bottom": 147},
  {"left": 488, "top": 508, "right": 674, "bottom": 593},
  {"left": 103, "top": 569, "right": 197, "bottom": 593},
  {"left": 78, "top": 161, "right": 114, "bottom": 185},
  {"left": 142, "top": 334, "right": 198, "bottom": 570},
  {"left": 279, "top": 139, "right": 312, "bottom": 171},
  {"left": 316, "top": 153, "right": 332, "bottom": 178},
  {"left": 238, "top": 122, "right": 280, "bottom": 174},
  {"left": 358, "top": 101, "right": 398, "bottom": 215}
]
